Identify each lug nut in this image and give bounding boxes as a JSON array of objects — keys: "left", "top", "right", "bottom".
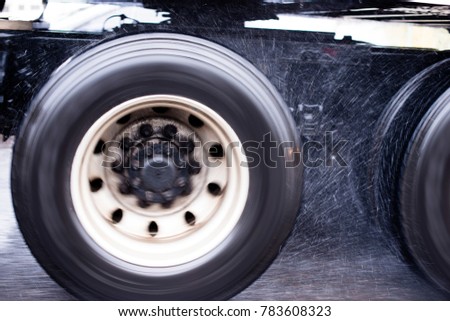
[
  {"left": 130, "top": 177, "right": 142, "bottom": 188},
  {"left": 123, "top": 157, "right": 131, "bottom": 169},
  {"left": 145, "top": 191, "right": 158, "bottom": 203},
  {"left": 188, "top": 161, "right": 201, "bottom": 175},
  {"left": 152, "top": 143, "right": 162, "bottom": 154},
  {"left": 161, "top": 141, "right": 171, "bottom": 154},
  {"left": 161, "top": 199, "right": 174, "bottom": 208},
  {"left": 181, "top": 183, "right": 192, "bottom": 196},
  {"left": 180, "top": 139, "right": 195, "bottom": 154},
  {"left": 162, "top": 189, "right": 176, "bottom": 202},
  {"left": 139, "top": 124, "right": 153, "bottom": 138},
  {"left": 130, "top": 158, "right": 141, "bottom": 171},
  {"left": 173, "top": 156, "right": 186, "bottom": 168},
  {"left": 121, "top": 137, "right": 133, "bottom": 151},
  {"left": 162, "top": 124, "right": 178, "bottom": 139},
  {"left": 138, "top": 199, "right": 150, "bottom": 208},
  {"left": 187, "top": 140, "right": 195, "bottom": 153},
  {"left": 145, "top": 145, "right": 154, "bottom": 157},
  {"left": 175, "top": 176, "right": 188, "bottom": 188},
  {"left": 112, "top": 160, "right": 124, "bottom": 173},
  {"left": 119, "top": 182, "right": 131, "bottom": 194}
]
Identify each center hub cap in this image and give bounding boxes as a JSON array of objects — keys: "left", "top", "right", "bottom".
[
  {"left": 126, "top": 141, "right": 191, "bottom": 205},
  {"left": 142, "top": 156, "right": 176, "bottom": 192}
]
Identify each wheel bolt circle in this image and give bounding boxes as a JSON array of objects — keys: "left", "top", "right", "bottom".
[{"left": 115, "top": 119, "right": 203, "bottom": 206}]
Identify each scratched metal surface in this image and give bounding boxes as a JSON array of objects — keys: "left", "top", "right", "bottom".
[{"left": 1, "top": 136, "right": 449, "bottom": 300}]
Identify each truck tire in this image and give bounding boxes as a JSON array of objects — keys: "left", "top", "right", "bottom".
[{"left": 11, "top": 33, "right": 302, "bottom": 300}]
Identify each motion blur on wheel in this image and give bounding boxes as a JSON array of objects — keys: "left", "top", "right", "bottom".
[
  {"left": 5, "top": 0, "right": 450, "bottom": 302},
  {"left": 11, "top": 33, "right": 302, "bottom": 300}
]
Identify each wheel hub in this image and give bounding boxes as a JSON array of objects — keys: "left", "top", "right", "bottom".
[
  {"left": 117, "top": 123, "right": 199, "bottom": 206},
  {"left": 127, "top": 142, "right": 191, "bottom": 205},
  {"left": 71, "top": 95, "right": 249, "bottom": 267},
  {"left": 141, "top": 155, "right": 177, "bottom": 192}
]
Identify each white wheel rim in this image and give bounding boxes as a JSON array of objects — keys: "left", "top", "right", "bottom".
[{"left": 70, "top": 95, "right": 249, "bottom": 267}]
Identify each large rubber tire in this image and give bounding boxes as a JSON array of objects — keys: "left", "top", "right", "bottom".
[
  {"left": 372, "top": 58, "right": 450, "bottom": 292},
  {"left": 11, "top": 33, "right": 302, "bottom": 300},
  {"left": 400, "top": 88, "right": 450, "bottom": 293}
]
